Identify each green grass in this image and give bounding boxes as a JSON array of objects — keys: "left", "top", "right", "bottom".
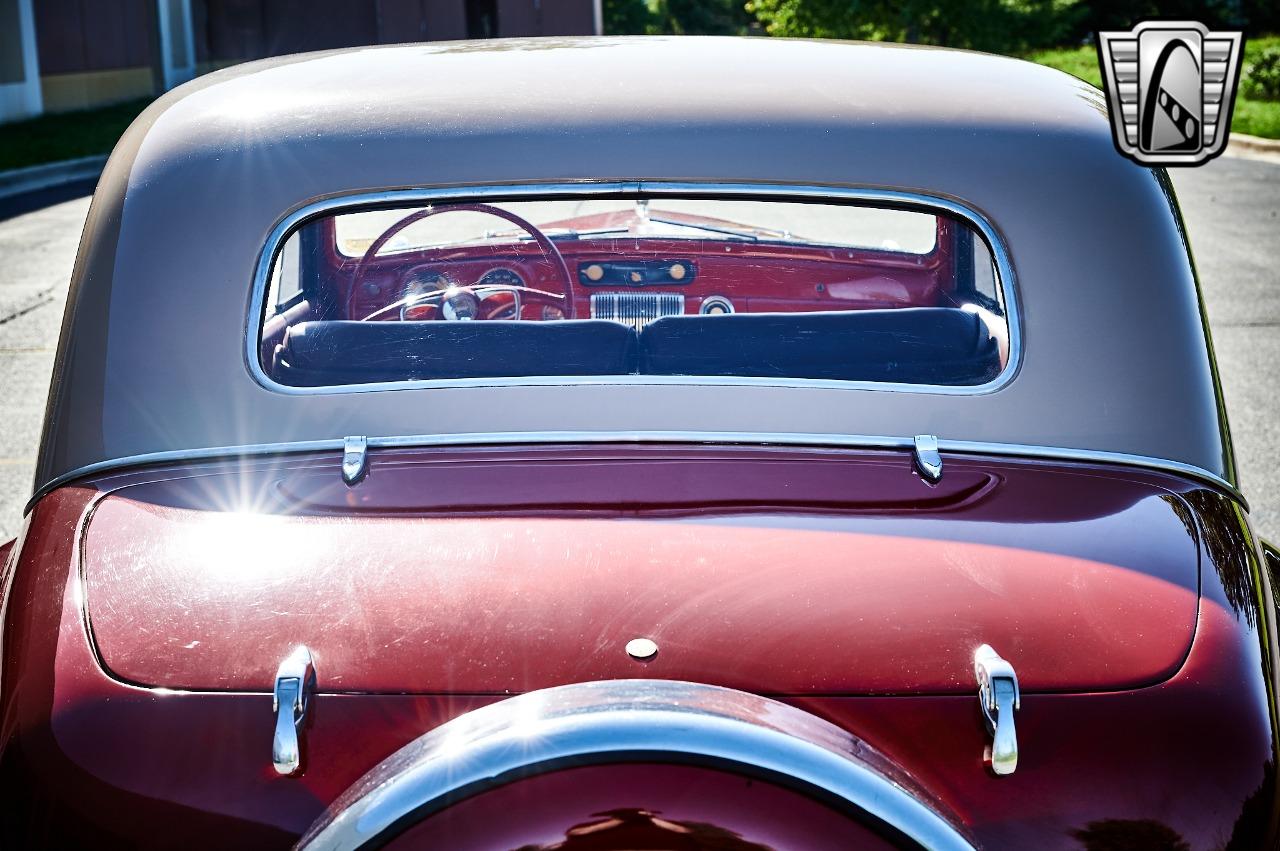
[
  {"left": 1025, "top": 44, "right": 1104, "bottom": 87},
  {"left": 0, "top": 98, "right": 152, "bottom": 172},
  {"left": 1026, "top": 35, "right": 1280, "bottom": 139}
]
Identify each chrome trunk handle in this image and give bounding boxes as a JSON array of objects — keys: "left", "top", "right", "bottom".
[
  {"left": 272, "top": 645, "right": 317, "bottom": 776},
  {"left": 974, "top": 644, "right": 1020, "bottom": 776}
]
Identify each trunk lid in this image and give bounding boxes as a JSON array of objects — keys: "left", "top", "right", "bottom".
[{"left": 82, "top": 446, "right": 1200, "bottom": 695}]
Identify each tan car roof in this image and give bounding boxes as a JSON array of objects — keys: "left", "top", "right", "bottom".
[{"left": 33, "top": 36, "right": 1234, "bottom": 502}]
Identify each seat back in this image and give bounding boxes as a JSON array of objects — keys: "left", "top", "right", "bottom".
[
  {"left": 272, "top": 320, "right": 639, "bottom": 386},
  {"left": 271, "top": 309, "right": 1000, "bottom": 388},
  {"left": 638, "top": 308, "right": 1001, "bottom": 385}
]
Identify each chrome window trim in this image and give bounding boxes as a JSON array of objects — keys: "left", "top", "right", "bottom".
[
  {"left": 246, "top": 181, "right": 1023, "bottom": 397},
  {"left": 25, "top": 430, "right": 1247, "bottom": 514},
  {"left": 296, "top": 679, "right": 975, "bottom": 851}
]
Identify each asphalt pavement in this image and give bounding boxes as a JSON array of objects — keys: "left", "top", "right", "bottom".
[
  {"left": 0, "top": 159, "right": 1276, "bottom": 542},
  {"left": 1174, "top": 157, "right": 1280, "bottom": 539}
]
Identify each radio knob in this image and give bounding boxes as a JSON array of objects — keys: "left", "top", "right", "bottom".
[
  {"left": 584, "top": 264, "right": 604, "bottom": 282},
  {"left": 700, "top": 295, "right": 734, "bottom": 315},
  {"left": 669, "top": 263, "right": 687, "bottom": 281}
]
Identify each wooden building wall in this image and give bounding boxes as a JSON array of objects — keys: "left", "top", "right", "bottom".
[
  {"left": 34, "top": 0, "right": 160, "bottom": 111},
  {"left": 193, "top": 0, "right": 597, "bottom": 68},
  {"left": 4, "top": 0, "right": 599, "bottom": 120}
]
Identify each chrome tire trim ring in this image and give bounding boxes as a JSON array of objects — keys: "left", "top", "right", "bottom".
[{"left": 297, "top": 679, "right": 975, "bottom": 851}]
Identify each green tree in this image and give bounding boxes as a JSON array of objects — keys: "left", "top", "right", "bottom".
[
  {"left": 604, "top": 0, "right": 656, "bottom": 34},
  {"left": 653, "top": 0, "right": 758, "bottom": 34},
  {"left": 747, "top": 0, "right": 1080, "bottom": 52},
  {"left": 604, "top": 0, "right": 757, "bottom": 36}
]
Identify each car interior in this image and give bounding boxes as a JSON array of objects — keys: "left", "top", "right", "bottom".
[{"left": 258, "top": 197, "right": 1010, "bottom": 388}]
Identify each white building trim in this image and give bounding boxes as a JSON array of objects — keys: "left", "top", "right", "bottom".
[
  {"left": 0, "top": 0, "right": 43, "bottom": 123},
  {"left": 156, "top": 0, "right": 197, "bottom": 90}
]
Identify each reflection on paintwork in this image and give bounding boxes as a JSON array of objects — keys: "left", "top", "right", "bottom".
[
  {"left": 510, "top": 808, "right": 775, "bottom": 851},
  {"left": 180, "top": 510, "right": 319, "bottom": 585},
  {"left": 1164, "top": 489, "right": 1261, "bottom": 624},
  {"left": 1070, "top": 819, "right": 1190, "bottom": 850},
  {"left": 83, "top": 503, "right": 1200, "bottom": 695}
]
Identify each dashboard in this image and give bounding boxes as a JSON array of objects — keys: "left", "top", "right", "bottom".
[{"left": 341, "top": 236, "right": 954, "bottom": 326}]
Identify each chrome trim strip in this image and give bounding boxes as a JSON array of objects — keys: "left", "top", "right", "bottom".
[
  {"left": 244, "top": 180, "right": 1022, "bottom": 398},
  {"left": 25, "top": 430, "right": 1247, "bottom": 514},
  {"left": 296, "top": 680, "right": 975, "bottom": 851}
]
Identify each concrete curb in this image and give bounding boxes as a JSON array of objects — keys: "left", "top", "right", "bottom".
[
  {"left": 0, "top": 154, "right": 106, "bottom": 201},
  {"left": 1227, "top": 132, "right": 1280, "bottom": 163}
]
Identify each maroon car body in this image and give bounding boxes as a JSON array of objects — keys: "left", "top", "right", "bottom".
[{"left": 2, "top": 36, "right": 1277, "bottom": 849}]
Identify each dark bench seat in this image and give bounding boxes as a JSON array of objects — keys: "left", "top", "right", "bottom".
[
  {"left": 270, "top": 308, "right": 1000, "bottom": 387},
  {"left": 639, "top": 308, "right": 1001, "bottom": 385},
  {"left": 273, "top": 319, "right": 640, "bottom": 386}
]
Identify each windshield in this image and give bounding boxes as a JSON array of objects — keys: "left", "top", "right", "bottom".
[
  {"left": 260, "top": 195, "right": 1009, "bottom": 389},
  {"left": 334, "top": 199, "right": 939, "bottom": 256}
]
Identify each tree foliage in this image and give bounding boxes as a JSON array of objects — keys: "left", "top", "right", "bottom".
[
  {"left": 655, "top": 0, "right": 757, "bottom": 34},
  {"left": 604, "top": 0, "right": 655, "bottom": 35},
  {"left": 603, "top": 0, "right": 757, "bottom": 36},
  {"left": 1071, "top": 0, "right": 1270, "bottom": 34},
  {"left": 1244, "top": 47, "right": 1280, "bottom": 101},
  {"left": 606, "top": 0, "right": 1279, "bottom": 53},
  {"left": 747, "top": 0, "right": 1080, "bottom": 52}
]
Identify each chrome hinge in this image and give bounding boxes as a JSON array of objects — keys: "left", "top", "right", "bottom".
[
  {"left": 974, "top": 643, "right": 1020, "bottom": 776},
  {"left": 342, "top": 435, "right": 369, "bottom": 486},
  {"left": 272, "top": 645, "right": 316, "bottom": 776},
  {"left": 913, "top": 434, "right": 943, "bottom": 483}
]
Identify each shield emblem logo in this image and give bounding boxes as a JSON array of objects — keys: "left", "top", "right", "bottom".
[{"left": 1097, "top": 21, "right": 1244, "bottom": 166}]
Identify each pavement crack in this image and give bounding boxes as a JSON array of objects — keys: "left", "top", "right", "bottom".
[{"left": 0, "top": 285, "right": 60, "bottom": 326}]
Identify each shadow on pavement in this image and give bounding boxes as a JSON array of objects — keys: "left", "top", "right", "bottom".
[{"left": 0, "top": 179, "right": 96, "bottom": 224}]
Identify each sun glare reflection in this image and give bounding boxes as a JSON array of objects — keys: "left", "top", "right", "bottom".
[
  {"left": 507, "top": 694, "right": 548, "bottom": 744},
  {"left": 183, "top": 509, "right": 312, "bottom": 585},
  {"left": 436, "top": 723, "right": 473, "bottom": 762}
]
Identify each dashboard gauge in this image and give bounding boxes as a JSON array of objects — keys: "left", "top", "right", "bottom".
[
  {"left": 401, "top": 265, "right": 448, "bottom": 297},
  {"left": 477, "top": 267, "right": 524, "bottom": 289},
  {"left": 398, "top": 266, "right": 449, "bottom": 321},
  {"left": 401, "top": 302, "right": 436, "bottom": 321}
]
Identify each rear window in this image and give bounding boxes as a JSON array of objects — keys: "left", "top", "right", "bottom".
[{"left": 257, "top": 194, "right": 1011, "bottom": 390}]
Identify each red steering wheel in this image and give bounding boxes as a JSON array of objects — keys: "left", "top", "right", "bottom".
[{"left": 345, "top": 203, "right": 575, "bottom": 320}]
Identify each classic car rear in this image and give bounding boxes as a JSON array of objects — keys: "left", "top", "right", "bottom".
[{"left": 2, "top": 36, "right": 1276, "bottom": 850}]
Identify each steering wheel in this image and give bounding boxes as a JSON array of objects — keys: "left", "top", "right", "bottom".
[{"left": 346, "top": 203, "right": 575, "bottom": 320}]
